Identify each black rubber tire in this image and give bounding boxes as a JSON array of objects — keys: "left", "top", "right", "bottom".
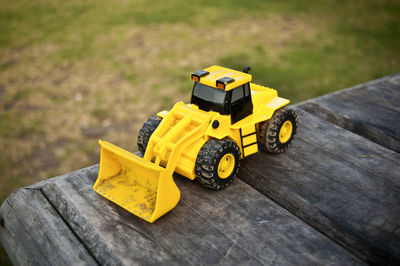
[
  {"left": 195, "top": 138, "right": 241, "bottom": 191},
  {"left": 137, "top": 115, "right": 162, "bottom": 154},
  {"left": 259, "top": 108, "right": 298, "bottom": 154}
]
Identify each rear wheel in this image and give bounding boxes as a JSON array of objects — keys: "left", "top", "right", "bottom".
[
  {"left": 259, "top": 108, "right": 298, "bottom": 153},
  {"left": 195, "top": 138, "right": 241, "bottom": 191},
  {"left": 137, "top": 115, "right": 162, "bottom": 154}
]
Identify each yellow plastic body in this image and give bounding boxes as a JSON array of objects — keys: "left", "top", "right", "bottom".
[
  {"left": 93, "top": 65, "right": 290, "bottom": 222},
  {"left": 192, "top": 65, "right": 252, "bottom": 91}
]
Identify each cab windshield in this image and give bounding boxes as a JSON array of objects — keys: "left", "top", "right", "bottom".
[
  {"left": 192, "top": 82, "right": 226, "bottom": 104},
  {"left": 191, "top": 82, "right": 228, "bottom": 114}
]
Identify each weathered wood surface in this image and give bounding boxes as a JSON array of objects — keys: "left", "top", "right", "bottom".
[
  {"left": 31, "top": 165, "right": 361, "bottom": 265},
  {"left": 1, "top": 74, "right": 399, "bottom": 265},
  {"left": 297, "top": 74, "right": 400, "bottom": 152},
  {"left": 240, "top": 108, "right": 400, "bottom": 265},
  {"left": 0, "top": 188, "right": 97, "bottom": 265}
]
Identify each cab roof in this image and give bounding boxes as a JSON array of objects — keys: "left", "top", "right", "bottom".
[{"left": 190, "top": 65, "right": 252, "bottom": 91}]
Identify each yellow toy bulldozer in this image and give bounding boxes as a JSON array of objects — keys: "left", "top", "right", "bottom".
[{"left": 93, "top": 65, "right": 298, "bottom": 223}]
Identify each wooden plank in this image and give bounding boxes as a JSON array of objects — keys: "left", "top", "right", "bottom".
[
  {"left": 344, "top": 78, "right": 400, "bottom": 112},
  {"left": 239, "top": 107, "right": 400, "bottom": 265},
  {"left": 37, "top": 165, "right": 363, "bottom": 265},
  {"left": 297, "top": 74, "right": 400, "bottom": 152},
  {"left": 0, "top": 188, "right": 97, "bottom": 266}
]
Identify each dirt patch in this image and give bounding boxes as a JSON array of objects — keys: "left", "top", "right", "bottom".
[{"left": 81, "top": 125, "right": 109, "bottom": 138}]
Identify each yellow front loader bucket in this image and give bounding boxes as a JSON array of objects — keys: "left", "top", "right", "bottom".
[
  {"left": 94, "top": 102, "right": 213, "bottom": 222},
  {"left": 93, "top": 140, "right": 180, "bottom": 223}
]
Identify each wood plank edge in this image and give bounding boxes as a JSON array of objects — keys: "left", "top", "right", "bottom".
[
  {"left": 295, "top": 73, "right": 400, "bottom": 108},
  {"left": 0, "top": 187, "right": 99, "bottom": 265},
  {"left": 25, "top": 165, "right": 100, "bottom": 190},
  {"left": 36, "top": 187, "right": 101, "bottom": 265},
  {"left": 294, "top": 101, "right": 400, "bottom": 153},
  {"left": 293, "top": 74, "right": 400, "bottom": 153},
  {"left": 237, "top": 171, "right": 390, "bottom": 265}
]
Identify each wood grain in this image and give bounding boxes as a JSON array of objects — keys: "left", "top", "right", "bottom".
[
  {"left": 297, "top": 74, "right": 400, "bottom": 152},
  {"left": 0, "top": 188, "right": 97, "bottom": 266},
  {"left": 239, "top": 107, "right": 400, "bottom": 265},
  {"left": 36, "top": 165, "right": 362, "bottom": 265}
]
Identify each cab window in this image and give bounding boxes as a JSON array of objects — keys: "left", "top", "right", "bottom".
[
  {"left": 231, "top": 86, "right": 244, "bottom": 103},
  {"left": 244, "top": 83, "right": 250, "bottom": 97}
]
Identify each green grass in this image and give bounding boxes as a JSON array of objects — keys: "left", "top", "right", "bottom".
[
  {"left": 218, "top": 0, "right": 400, "bottom": 102},
  {"left": 0, "top": 0, "right": 399, "bottom": 263}
]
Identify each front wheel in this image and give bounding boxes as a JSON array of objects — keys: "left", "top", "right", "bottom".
[
  {"left": 137, "top": 115, "right": 162, "bottom": 154},
  {"left": 195, "top": 138, "right": 241, "bottom": 191},
  {"left": 259, "top": 108, "right": 298, "bottom": 153}
]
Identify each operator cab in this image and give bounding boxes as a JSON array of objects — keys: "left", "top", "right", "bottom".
[{"left": 190, "top": 66, "right": 253, "bottom": 124}]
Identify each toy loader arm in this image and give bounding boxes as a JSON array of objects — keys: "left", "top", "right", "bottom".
[{"left": 94, "top": 103, "right": 211, "bottom": 222}]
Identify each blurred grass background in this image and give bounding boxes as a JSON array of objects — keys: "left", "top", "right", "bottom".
[{"left": 0, "top": 0, "right": 399, "bottom": 263}]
